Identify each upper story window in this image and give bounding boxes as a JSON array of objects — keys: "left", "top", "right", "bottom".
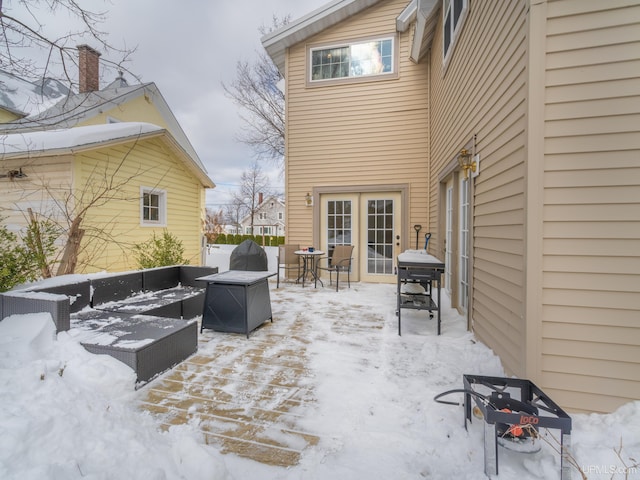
[
  {"left": 443, "top": 0, "right": 468, "bottom": 60},
  {"left": 310, "top": 37, "right": 395, "bottom": 84},
  {"left": 141, "top": 187, "right": 167, "bottom": 226}
]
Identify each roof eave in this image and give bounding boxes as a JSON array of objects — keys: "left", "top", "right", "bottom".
[
  {"left": 409, "top": 0, "right": 440, "bottom": 63},
  {"left": 262, "top": 0, "right": 384, "bottom": 74}
]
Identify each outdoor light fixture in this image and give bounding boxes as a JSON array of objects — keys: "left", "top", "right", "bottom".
[
  {"left": 457, "top": 149, "right": 476, "bottom": 179},
  {"left": 304, "top": 192, "right": 313, "bottom": 207},
  {"left": 0, "top": 168, "right": 28, "bottom": 179}
]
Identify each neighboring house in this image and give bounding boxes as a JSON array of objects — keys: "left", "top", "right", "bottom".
[
  {"left": 0, "top": 68, "right": 69, "bottom": 122},
  {"left": 239, "top": 194, "right": 286, "bottom": 236},
  {"left": 263, "top": 0, "right": 640, "bottom": 414},
  {"left": 0, "top": 45, "right": 215, "bottom": 273}
]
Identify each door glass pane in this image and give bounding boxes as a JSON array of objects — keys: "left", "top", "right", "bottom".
[
  {"left": 367, "top": 199, "right": 394, "bottom": 275},
  {"left": 327, "top": 200, "right": 352, "bottom": 256},
  {"left": 445, "top": 186, "right": 453, "bottom": 295}
]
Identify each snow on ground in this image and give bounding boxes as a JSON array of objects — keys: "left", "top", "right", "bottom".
[{"left": 0, "top": 277, "right": 638, "bottom": 479}]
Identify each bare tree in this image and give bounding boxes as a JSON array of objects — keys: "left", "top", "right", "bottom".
[
  {"left": 224, "top": 198, "right": 247, "bottom": 236},
  {"left": 231, "top": 160, "right": 270, "bottom": 236},
  {"left": 0, "top": 3, "right": 155, "bottom": 276},
  {"left": 0, "top": 1, "right": 137, "bottom": 91},
  {"left": 2, "top": 135, "right": 169, "bottom": 276},
  {"left": 204, "top": 208, "right": 225, "bottom": 243},
  {"left": 222, "top": 16, "right": 289, "bottom": 169}
]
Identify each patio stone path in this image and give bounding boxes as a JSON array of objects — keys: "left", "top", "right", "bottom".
[{"left": 136, "top": 286, "right": 373, "bottom": 467}]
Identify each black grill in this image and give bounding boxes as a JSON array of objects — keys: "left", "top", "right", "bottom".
[{"left": 229, "top": 240, "right": 268, "bottom": 271}]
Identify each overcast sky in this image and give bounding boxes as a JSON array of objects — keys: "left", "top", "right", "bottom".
[
  {"left": 104, "top": 0, "right": 331, "bottom": 210},
  {"left": 11, "top": 0, "right": 329, "bottom": 210}
]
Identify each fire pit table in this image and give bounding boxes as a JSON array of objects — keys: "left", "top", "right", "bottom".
[{"left": 198, "top": 270, "right": 275, "bottom": 338}]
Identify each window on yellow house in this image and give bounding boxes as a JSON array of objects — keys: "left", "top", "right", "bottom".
[
  {"left": 141, "top": 187, "right": 166, "bottom": 226},
  {"left": 310, "top": 37, "right": 394, "bottom": 83}
]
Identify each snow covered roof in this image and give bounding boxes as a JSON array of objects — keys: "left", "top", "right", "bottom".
[
  {"left": 0, "top": 122, "right": 162, "bottom": 156},
  {"left": 0, "top": 69, "right": 69, "bottom": 118},
  {"left": 0, "top": 81, "right": 209, "bottom": 175},
  {"left": 0, "top": 122, "right": 215, "bottom": 188}
]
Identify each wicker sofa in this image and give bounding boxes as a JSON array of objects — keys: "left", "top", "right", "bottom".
[{"left": 0, "top": 265, "right": 217, "bottom": 383}]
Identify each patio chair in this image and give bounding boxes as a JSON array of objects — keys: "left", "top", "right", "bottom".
[
  {"left": 276, "top": 244, "right": 300, "bottom": 287},
  {"left": 316, "top": 245, "right": 354, "bottom": 291}
]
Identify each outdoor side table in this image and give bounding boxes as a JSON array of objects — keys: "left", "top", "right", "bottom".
[
  {"left": 198, "top": 270, "right": 276, "bottom": 338},
  {"left": 294, "top": 250, "right": 324, "bottom": 288}
]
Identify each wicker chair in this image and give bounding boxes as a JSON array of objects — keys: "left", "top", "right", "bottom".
[
  {"left": 317, "top": 245, "right": 354, "bottom": 291},
  {"left": 276, "top": 244, "right": 301, "bottom": 287}
]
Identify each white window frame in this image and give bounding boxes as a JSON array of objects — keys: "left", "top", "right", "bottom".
[
  {"left": 443, "top": 0, "right": 469, "bottom": 65},
  {"left": 140, "top": 187, "right": 167, "bottom": 227},
  {"left": 308, "top": 35, "right": 397, "bottom": 86}
]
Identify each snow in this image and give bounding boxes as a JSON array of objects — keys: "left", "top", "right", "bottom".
[
  {"left": 0, "top": 70, "right": 68, "bottom": 117},
  {"left": 0, "top": 122, "right": 163, "bottom": 156},
  {"left": 1, "top": 276, "right": 639, "bottom": 479}
]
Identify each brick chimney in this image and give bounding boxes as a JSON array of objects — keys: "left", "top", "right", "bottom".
[
  {"left": 258, "top": 192, "right": 264, "bottom": 204},
  {"left": 77, "top": 45, "right": 101, "bottom": 93}
]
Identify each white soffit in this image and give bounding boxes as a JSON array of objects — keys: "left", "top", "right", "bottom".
[{"left": 397, "top": 0, "right": 440, "bottom": 63}]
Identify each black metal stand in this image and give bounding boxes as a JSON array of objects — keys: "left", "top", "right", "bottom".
[
  {"left": 396, "top": 255, "right": 445, "bottom": 335},
  {"left": 462, "top": 375, "right": 572, "bottom": 479}
]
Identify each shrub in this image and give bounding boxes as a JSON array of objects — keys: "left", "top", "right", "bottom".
[
  {"left": 211, "top": 234, "right": 285, "bottom": 246},
  {"left": 133, "top": 230, "right": 189, "bottom": 269},
  {"left": 0, "top": 223, "right": 38, "bottom": 292}
]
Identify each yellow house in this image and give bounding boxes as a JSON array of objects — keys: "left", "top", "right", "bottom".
[
  {"left": 0, "top": 46, "right": 214, "bottom": 273},
  {"left": 263, "top": 0, "right": 640, "bottom": 413}
]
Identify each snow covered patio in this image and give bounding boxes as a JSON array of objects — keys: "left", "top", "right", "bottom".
[
  {"left": 138, "top": 280, "right": 495, "bottom": 475},
  {"left": 133, "top": 281, "right": 640, "bottom": 479},
  {"left": 1, "top": 280, "right": 639, "bottom": 479}
]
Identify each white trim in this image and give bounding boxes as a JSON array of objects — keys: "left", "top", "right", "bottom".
[
  {"left": 442, "top": 0, "right": 470, "bottom": 69},
  {"left": 262, "top": 0, "right": 383, "bottom": 74},
  {"left": 308, "top": 35, "right": 397, "bottom": 85}
]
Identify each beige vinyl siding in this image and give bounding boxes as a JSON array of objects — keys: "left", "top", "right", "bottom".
[
  {"left": 76, "top": 138, "right": 204, "bottom": 273},
  {"left": 429, "top": 1, "right": 529, "bottom": 375},
  {"left": 285, "top": 0, "right": 429, "bottom": 249},
  {"left": 0, "top": 155, "right": 74, "bottom": 230},
  {"left": 539, "top": 0, "right": 640, "bottom": 413}
]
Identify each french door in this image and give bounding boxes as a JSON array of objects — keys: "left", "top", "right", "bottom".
[
  {"left": 444, "top": 175, "right": 469, "bottom": 314},
  {"left": 320, "top": 191, "right": 402, "bottom": 283}
]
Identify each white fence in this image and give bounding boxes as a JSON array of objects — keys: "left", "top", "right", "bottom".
[{"left": 205, "top": 244, "right": 279, "bottom": 273}]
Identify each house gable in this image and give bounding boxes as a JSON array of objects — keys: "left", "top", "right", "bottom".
[
  {"left": 0, "top": 124, "right": 208, "bottom": 272},
  {"left": 0, "top": 81, "right": 209, "bottom": 177},
  {"left": 239, "top": 195, "right": 286, "bottom": 235},
  {"left": 283, "top": 0, "right": 430, "bottom": 242}
]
